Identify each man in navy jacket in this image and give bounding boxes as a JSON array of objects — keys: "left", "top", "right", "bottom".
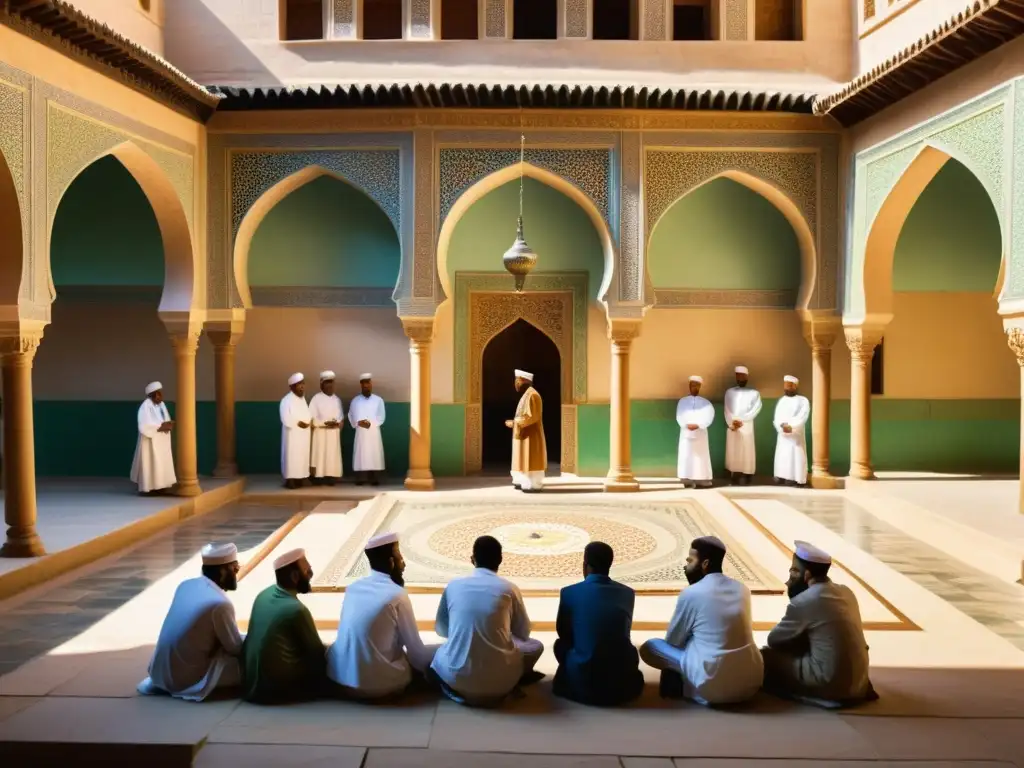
[{"left": 553, "top": 541, "right": 644, "bottom": 706}]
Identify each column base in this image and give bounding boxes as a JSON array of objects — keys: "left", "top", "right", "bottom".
[
  {"left": 0, "top": 528, "right": 45, "bottom": 558},
  {"left": 212, "top": 462, "right": 238, "bottom": 478},
  {"left": 810, "top": 473, "right": 843, "bottom": 490},
  {"left": 848, "top": 464, "right": 875, "bottom": 481},
  {"left": 174, "top": 481, "right": 203, "bottom": 498},
  {"left": 604, "top": 472, "right": 640, "bottom": 492},
  {"left": 404, "top": 474, "right": 436, "bottom": 491}
]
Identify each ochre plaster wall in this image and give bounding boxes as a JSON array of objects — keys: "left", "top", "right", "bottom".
[
  {"left": 856, "top": 0, "right": 978, "bottom": 75},
  {"left": 69, "top": 0, "right": 167, "bottom": 55}
]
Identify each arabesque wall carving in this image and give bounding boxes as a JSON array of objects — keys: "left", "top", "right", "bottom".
[{"left": 0, "top": 67, "right": 29, "bottom": 304}]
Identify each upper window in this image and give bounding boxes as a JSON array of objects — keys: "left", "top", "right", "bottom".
[
  {"left": 754, "top": 0, "right": 803, "bottom": 41},
  {"left": 513, "top": 0, "right": 558, "bottom": 40},
  {"left": 282, "top": 0, "right": 324, "bottom": 40},
  {"left": 593, "top": 0, "right": 638, "bottom": 40},
  {"left": 442, "top": 0, "right": 480, "bottom": 39},
  {"left": 672, "top": 0, "right": 713, "bottom": 41},
  {"left": 363, "top": 0, "right": 403, "bottom": 39}
]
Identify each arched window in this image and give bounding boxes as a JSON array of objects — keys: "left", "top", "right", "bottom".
[
  {"left": 513, "top": 0, "right": 557, "bottom": 40},
  {"left": 364, "top": 0, "right": 403, "bottom": 39},
  {"left": 442, "top": 0, "right": 480, "bottom": 38},
  {"left": 593, "top": 0, "right": 638, "bottom": 40},
  {"left": 754, "top": 0, "right": 803, "bottom": 41},
  {"left": 672, "top": 0, "right": 712, "bottom": 41},
  {"left": 281, "top": 0, "right": 325, "bottom": 40}
]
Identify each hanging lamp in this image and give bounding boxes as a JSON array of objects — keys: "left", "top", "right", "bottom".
[{"left": 502, "top": 133, "right": 538, "bottom": 293}]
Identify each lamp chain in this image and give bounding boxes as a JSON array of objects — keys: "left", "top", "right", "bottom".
[{"left": 518, "top": 133, "right": 525, "bottom": 218}]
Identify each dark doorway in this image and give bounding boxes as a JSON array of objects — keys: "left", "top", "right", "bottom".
[
  {"left": 442, "top": 0, "right": 479, "bottom": 38},
  {"left": 481, "top": 319, "right": 562, "bottom": 472},
  {"left": 513, "top": 0, "right": 557, "bottom": 39},
  {"left": 593, "top": 0, "right": 637, "bottom": 39}
]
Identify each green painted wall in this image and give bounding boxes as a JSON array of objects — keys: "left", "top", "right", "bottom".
[
  {"left": 51, "top": 156, "right": 164, "bottom": 287},
  {"left": 576, "top": 399, "right": 1019, "bottom": 477},
  {"left": 249, "top": 175, "right": 401, "bottom": 288},
  {"left": 446, "top": 177, "right": 604, "bottom": 299},
  {"left": 893, "top": 159, "right": 1002, "bottom": 292},
  {"left": 647, "top": 178, "right": 801, "bottom": 290},
  {"left": 32, "top": 402, "right": 466, "bottom": 479}
]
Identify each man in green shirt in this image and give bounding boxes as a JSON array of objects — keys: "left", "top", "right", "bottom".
[{"left": 242, "top": 548, "right": 326, "bottom": 703}]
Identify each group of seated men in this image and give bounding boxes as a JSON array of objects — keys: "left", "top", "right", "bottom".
[{"left": 139, "top": 533, "right": 876, "bottom": 709}]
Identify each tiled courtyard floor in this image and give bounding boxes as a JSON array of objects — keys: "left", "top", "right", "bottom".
[{"left": 0, "top": 475, "right": 1022, "bottom": 766}]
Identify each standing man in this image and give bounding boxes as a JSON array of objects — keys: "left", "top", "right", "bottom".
[
  {"left": 138, "top": 542, "right": 244, "bottom": 701},
  {"left": 131, "top": 381, "right": 176, "bottom": 495},
  {"left": 309, "top": 370, "right": 344, "bottom": 486},
  {"left": 773, "top": 375, "right": 811, "bottom": 487},
  {"left": 348, "top": 373, "right": 386, "bottom": 486},
  {"left": 639, "top": 536, "right": 763, "bottom": 705},
  {"left": 280, "top": 373, "right": 311, "bottom": 490},
  {"left": 724, "top": 366, "right": 762, "bottom": 486},
  {"left": 676, "top": 375, "right": 715, "bottom": 488},
  {"left": 506, "top": 369, "right": 546, "bottom": 492}
]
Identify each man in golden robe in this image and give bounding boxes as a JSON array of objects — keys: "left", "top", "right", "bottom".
[{"left": 506, "top": 369, "right": 547, "bottom": 492}]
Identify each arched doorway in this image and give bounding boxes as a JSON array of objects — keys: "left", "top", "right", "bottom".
[{"left": 481, "top": 319, "right": 561, "bottom": 471}]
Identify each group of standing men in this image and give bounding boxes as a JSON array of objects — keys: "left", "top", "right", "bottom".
[
  {"left": 138, "top": 532, "right": 876, "bottom": 711},
  {"left": 676, "top": 367, "right": 811, "bottom": 488}
]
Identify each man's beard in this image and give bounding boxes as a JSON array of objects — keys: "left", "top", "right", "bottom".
[
  {"left": 221, "top": 573, "right": 238, "bottom": 591},
  {"left": 785, "top": 391, "right": 796, "bottom": 397},
  {"left": 390, "top": 568, "right": 405, "bottom": 587},
  {"left": 684, "top": 566, "right": 704, "bottom": 586},
  {"left": 787, "top": 579, "right": 808, "bottom": 599},
  {"left": 296, "top": 577, "right": 313, "bottom": 594}
]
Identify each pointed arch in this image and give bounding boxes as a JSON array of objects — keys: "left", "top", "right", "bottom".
[
  {"left": 0, "top": 150, "right": 22, "bottom": 306},
  {"left": 48, "top": 141, "right": 195, "bottom": 313},
  {"left": 233, "top": 165, "right": 400, "bottom": 308},
  {"left": 436, "top": 162, "right": 615, "bottom": 309},
  {"left": 646, "top": 169, "right": 817, "bottom": 310},
  {"left": 862, "top": 144, "right": 1004, "bottom": 321}
]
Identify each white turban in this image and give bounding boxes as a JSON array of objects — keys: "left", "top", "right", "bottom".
[
  {"left": 784, "top": 375, "right": 799, "bottom": 384},
  {"left": 689, "top": 375, "right": 703, "bottom": 384},
  {"left": 201, "top": 542, "right": 238, "bottom": 566},
  {"left": 515, "top": 369, "right": 534, "bottom": 382},
  {"left": 145, "top": 381, "right": 162, "bottom": 395},
  {"left": 366, "top": 532, "right": 399, "bottom": 551},
  {"left": 320, "top": 370, "right": 335, "bottom": 381},
  {"left": 734, "top": 366, "right": 749, "bottom": 375},
  {"left": 794, "top": 540, "right": 831, "bottom": 565},
  {"left": 288, "top": 372, "right": 304, "bottom": 386},
  {"left": 359, "top": 373, "right": 373, "bottom": 381},
  {"left": 273, "top": 547, "right": 306, "bottom": 570}
]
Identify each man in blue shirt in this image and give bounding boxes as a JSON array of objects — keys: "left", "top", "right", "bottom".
[{"left": 553, "top": 541, "right": 644, "bottom": 706}]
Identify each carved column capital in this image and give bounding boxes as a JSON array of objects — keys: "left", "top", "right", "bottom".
[
  {"left": 207, "top": 329, "right": 244, "bottom": 349},
  {"left": 401, "top": 316, "right": 436, "bottom": 346},
  {"left": 0, "top": 335, "right": 41, "bottom": 363},
  {"left": 169, "top": 328, "right": 202, "bottom": 357},
  {"left": 607, "top": 318, "right": 642, "bottom": 348},
  {"left": 1007, "top": 328, "right": 1024, "bottom": 366},
  {"left": 844, "top": 328, "right": 882, "bottom": 364}
]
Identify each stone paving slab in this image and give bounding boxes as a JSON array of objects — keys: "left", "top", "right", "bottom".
[
  {"left": 365, "top": 749, "right": 623, "bottom": 768},
  {"left": 194, "top": 743, "right": 367, "bottom": 767}
]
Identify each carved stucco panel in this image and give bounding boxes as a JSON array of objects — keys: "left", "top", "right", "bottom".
[
  {"left": 643, "top": 0, "right": 666, "bottom": 40},
  {"left": 724, "top": 0, "right": 748, "bottom": 40},
  {"left": 410, "top": 0, "right": 432, "bottom": 38},
  {"left": 332, "top": 0, "right": 356, "bottom": 38},
  {"left": 0, "top": 76, "right": 28, "bottom": 303},
  {"left": 618, "top": 131, "right": 641, "bottom": 303},
  {"left": 864, "top": 145, "right": 919, "bottom": 226},
  {"left": 561, "top": 404, "right": 578, "bottom": 473},
  {"left": 485, "top": 0, "right": 507, "bottom": 37},
  {"left": 413, "top": 130, "right": 435, "bottom": 299},
  {"left": 1013, "top": 80, "right": 1024, "bottom": 297},
  {"left": 930, "top": 106, "right": 1005, "bottom": 214},
  {"left": 564, "top": 0, "right": 589, "bottom": 38}
]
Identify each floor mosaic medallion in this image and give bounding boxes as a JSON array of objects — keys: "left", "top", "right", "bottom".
[{"left": 312, "top": 496, "right": 784, "bottom": 594}]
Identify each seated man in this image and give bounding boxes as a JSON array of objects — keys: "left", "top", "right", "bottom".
[
  {"left": 640, "top": 536, "right": 763, "bottom": 705},
  {"left": 553, "top": 541, "right": 644, "bottom": 706},
  {"left": 762, "top": 541, "right": 876, "bottom": 708},
  {"left": 430, "top": 535, "right": 544, "bottom": 706},
  {"left": 326, "top": 532, "right": 438, "bottom": 699},
  {"left": 138, "top": 542, "right": 244, "bottom": 701},
  {"left": 242, "top": 548, "right": 326, "bottom": 703}
]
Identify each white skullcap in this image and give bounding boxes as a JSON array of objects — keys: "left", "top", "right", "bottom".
[
  {"left": 366, "top": 532, "right": 399, "bottom": 551},
  {"left": 689, "top": 375, "right": 703, "bottom": 384},
  {"left": 320, "top": 370, "right": 335, "bottom": 381},
  {"left": 145, "top": 381, "right": 162, "bottom": 395},
  {"left": 692, "top": 535, "right": 727, "bottom": 554},
  {"left": 784, "top": 375, "right": 799, "bottom": 384},
  {"left": 201, "top": 542, "right": 238, "bottom": 566},
  {"left": 359, "top": 373, "right": 373, "bottom": 381},
  {"left": 735, "top": 366, "right": 749, "bottom": 375},
  {"left": 794, "top": 540, "right": 831, "bottom": 565},
  {"left": 288, "top": 372, "right": 304, "bottom": 386},
  {"left": 273, "top": 547, "right": 306, "bottom": 570},
  {"left": 515, "top": 369, "right": 534, "bottom": 382}
]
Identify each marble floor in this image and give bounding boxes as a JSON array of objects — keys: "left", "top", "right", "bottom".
[{"left": 0, "top": 475, "right": 1023, "bottom": 766}]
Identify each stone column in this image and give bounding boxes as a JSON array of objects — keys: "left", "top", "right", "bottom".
[
  {"left": 845, "top": 327, "right": 882, "bottom": 481},
  {"left": 169, "top": 327, "right": 203, "bottom": 497},
  {"left": 1005, "top": 328, "right": 1024, "bottom": 513},
  {"left": 802, "top": 318, "right": 839, "bottom": 487},
  {"left": 1, "top": 335, "right": 44, "bottom": 557},
  {"left": 208, "top": 327, "right": 243, "bottom": 478},
  {"left": 402, "top": 317, "right": 435, "bottom": 490},
  {"left": 605, "top": 319, "right": 642, "bottom": 492}
]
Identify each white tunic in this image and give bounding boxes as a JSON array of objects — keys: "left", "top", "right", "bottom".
[
  {"left": 664, "top": 573, "right": 764, "bottom": 705},
  {"left": 773, "top": 394, "right": 811, "bottom": 484},
  {"left": 141, "top": 576, "right": 244, "bottom": 701},
  {"left": 676, "top": 395, "right": 715, "bottom": 481},
  {"left": 309, "top": 392, "right": 344, "bottom": 478},
  {"left": 326, "top": 570, "right": 437, "bottom": 698},
  {"left": 130, "top": 398, "right": 176, "bottom": 493},
  {"left": 431, "top": 567, "right": 534, "bottom": 700},
  {"left": 348, "top": 394, "right": 386, "bottom": 472},
  {"left": 724, "top": 386, "right": 762, "bottom": 475},
  {"left": 279, "top": 392, "right": 312, "bottom": 480}
]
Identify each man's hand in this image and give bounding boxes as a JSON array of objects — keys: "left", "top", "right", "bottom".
[
  {"left": 687, "top": 424, "right": 699, "bottom": 431},
  {"left": 298, "top": 421, "right": 310, "bottom": 429},
  {"left": 782, "top": 424, "right": 792, "bottom": 434},
  {"left": 731, "top": 419, "right": 743, "bottom": 430},
  {"left": 505, "top": 419, "right": 514, "bottom": 428},
  {"left": 159, "top": 421, "right": 174, "bottom": 433},
  {"left": 358, "top": 419, "right": 371, "bottom": 429}
]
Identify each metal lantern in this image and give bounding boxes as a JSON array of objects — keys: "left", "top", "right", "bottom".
[
  {"left": 503, "top": 216, "right": 537, "bottom": 293},
  {"left": 502, "top": 133, "right": 537, "bottom": 293}
]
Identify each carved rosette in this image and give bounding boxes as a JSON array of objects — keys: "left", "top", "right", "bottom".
[{"left": 1006, "top": 328, "right": 1024, "bottom": 367}]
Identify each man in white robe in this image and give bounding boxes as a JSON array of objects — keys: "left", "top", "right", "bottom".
[
  {"left": 773, "top": 375, "right": 811, "bottom": 486},
  {"left": 280, "top": 372, "right": 312, "bottom": 489},
  {"left": 138, "top": 542, "right": 244, "bottom": 701},
  {"left": 724, "top": 366, "right": 762, "bottom": 486},
  {"left": 326, "top": 533, "right": 439, "bottom": 699},
  {"left": 676, "top": 375, "right": 715, "bottom": 488},
  {"left": 349, "top": 373, "right": 386, "bottom": 486},
  {"left": 130, "top": 381, "right": 176, "bottom": 495},
  {"left": 430, "top": 535, "right": 544, "bottom": 707},
  {"left": 309, "top": 370, "right": 344, "bottom": 486},
  {"left": 639, "top": 536, "right": 762, "bottom": 705}
]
